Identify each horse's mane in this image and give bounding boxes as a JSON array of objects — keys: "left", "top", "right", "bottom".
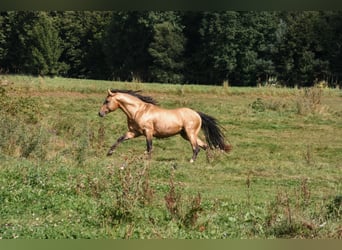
[{"left": 110, "top": 89, "right": 158, "bottom": 105}]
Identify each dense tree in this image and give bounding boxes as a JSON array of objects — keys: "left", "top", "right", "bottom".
[
  {"left": 0, "top": 14, "right": 8, "bottom": 68},
  {"left": 193, "top": 11, "right": 239, "bottom": 84},
  {"left": 272, "top": 12, "right": 332, "bottom": 86},
  {"left": 233, "top": 12, "right": 279, "bottom": 85},
  {"left": 0, "top": 11, "right": 39, "bottom": 73},
  {"left": 148, "top": 14, "right": 185, "bottom": 83},
  {"left": 56, "top": 11, "right": 112, "bottom": 79},
  {"left": 28, "top": 12, "right": 65, "bottom": 76},
  {"left": 0, "top": 11, "right": 342, "bottom": 86},
  {"left": 181, "top": 12, "right": 205, "bottom": 84},
  {"left": 316, "top": 11, "right": 342, "bottom": 85},
  {"left": 102, "top": 11, "right": 154, "bottom": 81},
  {"left": 0, "top": 11, "right": 65, "bottom": 76}
]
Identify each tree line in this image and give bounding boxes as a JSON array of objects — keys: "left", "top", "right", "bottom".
[{"left": 0, "top": 11, "right": 341, "bottom": 87}]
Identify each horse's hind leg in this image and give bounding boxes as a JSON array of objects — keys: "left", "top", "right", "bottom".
[
  {"left": 181, "top": 130, "right": 200, "bottom": 163},
  {"left": 190, "top": 145, "right": 200, "bottom": 163},
  {"left": 107, "top": 131, "right": 136, "bottom": 156},
  {"left": 197, "top": 138, "right": 208, "bottom": 150}
]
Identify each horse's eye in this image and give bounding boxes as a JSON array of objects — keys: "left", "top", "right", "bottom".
[{"left": 104, "top": 100, "right": 109, "bottom": 104}]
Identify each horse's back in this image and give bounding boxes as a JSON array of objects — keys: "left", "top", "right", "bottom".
[{"left": 153, "top": 106, "right": 199, "bottom": 121}]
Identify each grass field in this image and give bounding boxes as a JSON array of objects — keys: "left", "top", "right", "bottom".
[{"left": 0, "top": 75, "right": 341, "bottom": 239}]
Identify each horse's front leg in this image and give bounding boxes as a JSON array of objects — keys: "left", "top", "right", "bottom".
[
  {"left": 146, "top": 137, "right": 153, "bottom": 157},
  {"left": 107, "top": 131, "right": 136, "bottom": 156},
  {"left": 144, "top": 130, "right": 153, "bottom": 159}
]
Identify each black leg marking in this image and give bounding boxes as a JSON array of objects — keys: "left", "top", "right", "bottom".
[
  {"left": 146, "top": 138, "right": 153, "bottom": 158},
  {"left": 190, "top": 145, "right": 200, "bottom": 163},
  {"left": 107, "top": 133, "right": 134, "bottom": 156}
]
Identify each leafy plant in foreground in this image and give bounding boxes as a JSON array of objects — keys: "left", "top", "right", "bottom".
[{"left": 164, "top": 171, "right": 203, "bottom": 229}]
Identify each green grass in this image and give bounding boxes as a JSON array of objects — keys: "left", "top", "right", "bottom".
[{"left": 0, "top": 75, "right": 341, "bottom": 239}]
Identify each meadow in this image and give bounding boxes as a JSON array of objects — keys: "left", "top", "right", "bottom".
[{"left": 0, "top": 75, "right": 341, "bottom": 239}]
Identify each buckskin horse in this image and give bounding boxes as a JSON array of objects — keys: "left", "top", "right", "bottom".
[{"left": 98, "top": 89, "right": 231, "bottom": 162}]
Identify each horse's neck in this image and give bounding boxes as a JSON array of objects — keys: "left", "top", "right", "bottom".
[{"left": 117, "top": 94, "right": 145, "bottom": 119}]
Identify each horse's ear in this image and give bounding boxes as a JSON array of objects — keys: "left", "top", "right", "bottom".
[{"left": 107, "top": 89, "right": 114, "bottom": 96}]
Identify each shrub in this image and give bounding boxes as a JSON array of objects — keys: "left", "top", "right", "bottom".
[
  {"left": 164, "top": 171, "right": 203, "bottom": 229},
  {"left": 250, "top": 98, "right": 266, "bottom": 112},
  {"left": 326, "top": 195, "right": 342, "bottom": 220},
  {"left": 0, "top": 87, "right": 48, "bottom": 159},
  {"left": 99, "top": 158, "right": 154, "bottom": 226},
  {"left": 295, "top": 87, "right": 323, "bottom": 115}
]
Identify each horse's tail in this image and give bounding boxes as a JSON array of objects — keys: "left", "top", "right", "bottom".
[{"left": 197, "top": 111, "right": 232, "bottom": 152}]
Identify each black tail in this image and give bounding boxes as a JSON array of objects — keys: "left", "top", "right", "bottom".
[{"left": 197, "top": 112, "right": 232, "bottom": 152}]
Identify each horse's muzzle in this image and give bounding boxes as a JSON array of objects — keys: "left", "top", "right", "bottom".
[{"left": 98, "top": 111, "right": 105, "bottom": 117}]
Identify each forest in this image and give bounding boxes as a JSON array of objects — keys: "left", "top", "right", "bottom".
[{"left": 0, "top": 11, "right": 342, "bottom": 86}]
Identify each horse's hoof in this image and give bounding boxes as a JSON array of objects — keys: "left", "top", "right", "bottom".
[
  {"left": 107, "top": 151, "right": 113, "bottom": 156},
  {"left": 189, "top": 159, "right": 194, "bottom": 163}
]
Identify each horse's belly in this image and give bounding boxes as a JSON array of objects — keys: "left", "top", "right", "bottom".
[
  {"left": 153, "top": 123, "right": 183, "bottom": 138},
  {"left": 152, "top": 113, "right": 183, "bottom": 138}
]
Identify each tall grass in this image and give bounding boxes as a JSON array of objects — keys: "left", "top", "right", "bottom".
[{"left": 0, "top": 76, "right": 341, "bottom": 239}]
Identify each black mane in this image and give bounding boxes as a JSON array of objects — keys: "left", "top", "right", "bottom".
[{"left": 110, "top": 89, "right": 158, "bottom": 105}]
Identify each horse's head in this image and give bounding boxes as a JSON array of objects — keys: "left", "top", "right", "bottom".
[{"left": 98, "top": 89, "right": 120, "bottom": 117}]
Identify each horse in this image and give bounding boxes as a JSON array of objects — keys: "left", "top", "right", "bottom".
[{"left": 98, "top": 89, "right": 232, "bottom": 162}]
